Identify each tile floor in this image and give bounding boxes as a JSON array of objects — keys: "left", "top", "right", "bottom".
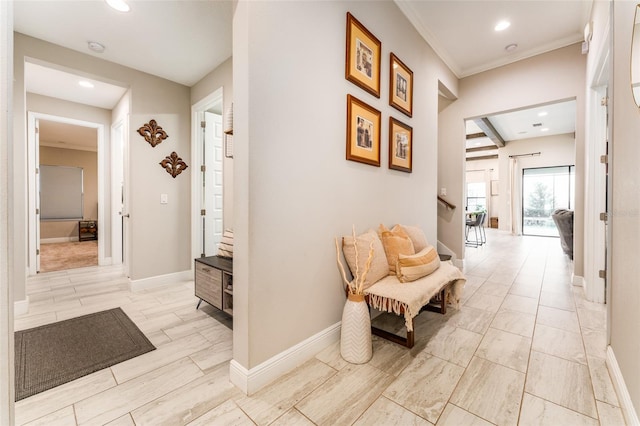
[{"left": 14, "top": 229, "right": 626, "bottom": 425}]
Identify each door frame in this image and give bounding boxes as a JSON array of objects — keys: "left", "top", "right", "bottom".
[
  {"left": 191, "top": 87, "right": 224, "bottom": 262},
  {"left": 27, "top": 112, "right": 106, "bottom": 275},
  {"left": 110, "top": 117, "right": 129, "bottom": 274}
]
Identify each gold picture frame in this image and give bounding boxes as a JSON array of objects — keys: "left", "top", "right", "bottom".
[
  {"left": 347, "top": 94, "right": 381, "bottom": 167},
  {"left": 389, "top": 53, "right": 413, "bottom": 117},
  {"left": 345, "top": 12, "right": 381, "bottom": 98},
  {"left": 389, "top": 117, "right": 412, "bottom": 173}
]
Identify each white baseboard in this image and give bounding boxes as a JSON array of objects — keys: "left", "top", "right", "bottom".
[
  {"left": 572, "top": 274, "right": 584, "bottom": 287},
  {"left": 14, "top": 296, "right": 29, "bottom": 316},
  {"left": 607, "top": 345, "right": 640, "bottom": 425},
  {"left": 99, "top": 257, "right": 112, "bottom": 267},
  {"left": 41, "top": 237, "right": 79, "bottom": 244},
  {"left": 436, "top": 240, "right": 464, "bottom": 269},
  {"left": 230, "top": 321, "right": 341, "bottom": 395},
  {"left": 129, "top": 270, "right": 192, "bottom": 292}
]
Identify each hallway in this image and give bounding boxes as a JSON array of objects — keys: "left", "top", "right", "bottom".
[{"left": 14, "top": 230, "right": 624, "bottom": 425}]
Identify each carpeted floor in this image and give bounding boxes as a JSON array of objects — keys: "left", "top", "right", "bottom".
[
  {"left": 14, "top": 308, "right": 155, "bottom": 401},
  {"left": 39, "top": 241, "right": 98, "bottom": 272}
]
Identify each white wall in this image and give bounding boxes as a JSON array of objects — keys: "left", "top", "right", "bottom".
[
  {"left": 465, "top": 157, "right": 499, "bottom": 220},
  {"left": 438, "top": 44, "right": 586, "bottom": 276},
  {"left": 0, "top": 1, "right": 13, "bottom": 422},
  {"left": 610, "top": 0, "right": 640, "bottom": 419},
  {"left": 191, "top": 57, "right": 234, "bottom": 229},
  {"left": 13, "top": 33, "right": 191, "bottom": 293},
  {"left": 233, "top": 0, "right": 456, "bottom": 369}
]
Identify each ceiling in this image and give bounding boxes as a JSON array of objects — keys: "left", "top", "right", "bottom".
[
  {"left": 13, "top": 0, "right": 587, "bottom": 145},
  {"left": 39, "top": 120, "right": 98, "bottom": 152}
]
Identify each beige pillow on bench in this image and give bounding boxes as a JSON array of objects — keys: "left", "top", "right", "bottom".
[
  {"left": 342, "top": 229, "right": 389, "bottom": 290},
  {"left": 396, "top": 245, "right": 440, "bottom": 283}
]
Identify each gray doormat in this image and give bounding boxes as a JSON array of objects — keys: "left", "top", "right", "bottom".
[{"left": 15, "top": 307, "right": 155, "bottom": 401}]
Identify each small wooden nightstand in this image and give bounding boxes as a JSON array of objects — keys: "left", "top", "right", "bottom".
[{"left": 78, "top": 220, "right": 98, "bottom": 241}]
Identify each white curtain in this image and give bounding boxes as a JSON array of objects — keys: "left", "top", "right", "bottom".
[{"left": 509, "top": 157, "right": 521, "bottom": 235}]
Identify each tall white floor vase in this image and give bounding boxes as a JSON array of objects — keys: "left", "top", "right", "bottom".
[{"left": 340, "top": 293, "right": 372, "bottom": 364}]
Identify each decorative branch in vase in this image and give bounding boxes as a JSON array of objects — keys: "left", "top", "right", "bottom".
[{"left": 334, "top": 226, "right": 374, "bottom": 364}]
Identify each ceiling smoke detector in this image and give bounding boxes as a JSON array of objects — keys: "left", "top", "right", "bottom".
[
  {"left": 505, "top": 43, "right": 518, "bottom": 53},
  {"left": 88, "top": 41, "right": 105, "bottom": 53}
]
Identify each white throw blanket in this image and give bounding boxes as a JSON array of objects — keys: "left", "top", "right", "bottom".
[{"left": 365, "top": 261, "right": 466, "bottom": 332}]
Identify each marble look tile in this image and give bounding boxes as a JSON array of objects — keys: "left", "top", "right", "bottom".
[
  {"left": 110, "top": 333, "right": 211, "bottom": 383},
  {"left": 476, "top": 281, "right": 511, "bottom": 298},
  {"left": 75, "top": 358, "right": 203, "bottom": 425},
  {"left": 131, "top": 363, "right": 242, "bottom": 425},
  {"left": 105, "top": 414, "right": 135, "bottom": 426},
  {"left": 539, "top": 290, "right": 575, "bottom": 311},
  {"left": 450, "top": 357, "right": 525, "bottom": 425},
  {"left": 435, "top": 404, "right": 491, "bottom": 426},
  {"left": 189, "top": 339, "right": 233, "bottom": 372},
  {"left": 353, "top": 396, "right": 432, "bottom": 426},
  {"left": 596, "top": 400, "right": 626, "bottom": 426},
  {"left": 519, "top": 392, "right": 599, "bottom": 426},
  {"left": 532, "top": 324, "right": 586, "bottom": 364},
  {"left": 163, "top": 316, "right": 217, "bottom": 340},
  {"left": 587, "top": 356, "right": 620, "bottom": 407},
  {"left": 369, "top": 336, "right": 413, "bottom": 377},
  {"left": 295, "top": 363, "right": 394, "bottom": 426},
  {"left": 491, "top": 310, "right": 536, "bottom": 337},
  {"left": 14, "top": 312, "right": 58, "bottom": 331},
  {"left": 525, "top": 351, "right": 597, "bottom": 418},
  {"left": 187, "top": 400, "right": 254, "bottom": 426},
  {"left": 315, "top": 341, "right": 349, "bottom": 371},
  {"left": 199, "top": 323, "right": 233, "bottom": 344},
  {"left": 574, "top": 292, "right": 607, "bottom": 312},
  {"left": 443, "top": 306, "right": 494, "bottom": 335},
  {"left": 500, "top": 294, "right": 538, "bottom": 315},
  {"left": 463, "top": 292, "right": 504, "bottom": 313},
  {"left": 135, "top": 312, "right": 183, "bottom": 334},
  {"left": 486, "top": 272, "right": 517, "bottom": 286},
  {"left": 536, "top": 305, "right": 580, "bottom": 333},
  {"left": 22, "top": 405, "right": 76, "bottom": 426},
  {"left": 15, "top": 369, "right": 116, "bottom": 425},
  {"left": 582, "top": 328, "right": 607, "bottom": 359},
  {"left": 577, "top": 307, "right": 606, "bottom": 331},
  {"left": 509, "top": 283, "right": 541, "bottom": 300},
  {"left": 384, "top": 353, "right": 464, "bottom": 423},
  {"left": 476, "top": 327, "right": 531, "bottom": 372},
  {"left": 423, "top": 325, "right": 482, "bottom": 367},
  {"left": 513, "top": 274, "right": 543, "bottom": 287},
  {"left": 145, "top": 330, "right": 172, "bottom": 347},
  {"left": 269, "top": 408, "right": 315, "bottom": 426},
  {"left": 236, "top": 358, "right": 337, "bottom": 425}
]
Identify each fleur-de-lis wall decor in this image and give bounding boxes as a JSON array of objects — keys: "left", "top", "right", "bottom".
[
  {"left": 160, "top": 152, "right": 188, "bottom": 178},
  {"left": 138, "top": 119, "right": 169, "bottom": 147}
]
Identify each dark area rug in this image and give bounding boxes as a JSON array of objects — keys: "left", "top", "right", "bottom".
[{"left": 15, "top": 308, "right": 155, "bottom": 401}]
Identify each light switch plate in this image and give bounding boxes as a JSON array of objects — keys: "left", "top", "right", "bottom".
[{"left": 160, "top": 194, "right": 168, "bottom": 204}]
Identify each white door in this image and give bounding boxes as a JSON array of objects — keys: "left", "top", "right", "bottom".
[
  {"left": 203, "top": 112, "right": 223, "bottom": 256},
  {"left": 27, "top": 114, "right": 41, "bottom": 274}
]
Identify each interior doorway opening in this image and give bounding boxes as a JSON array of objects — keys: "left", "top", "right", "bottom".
[{"left": 27, "top": 112, "right": 106, "bottom": 275}]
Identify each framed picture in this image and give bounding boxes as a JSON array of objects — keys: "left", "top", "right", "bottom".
[
  {"left": 388, "top": 117, "right": 412, "bottom": 173},
  {"left": 345, "top": 12, "right": 381, "bottom": 98},
  {"left": 389, "top": 53, "right": 413, "bottom": 117},
  {"left": 346, "top": 94, "right": 381, "bottom": 166}
]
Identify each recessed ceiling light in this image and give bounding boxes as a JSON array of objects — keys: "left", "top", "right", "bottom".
[
  {"left": 87, "top": 41, "right": 105, "bottom": 53},
  {"left": 540, "top": 128, "right": 549, "bottom": 132},
  {"left": 538, "top": 111, "right": 548, "bottom": 117},
  {"left": 105, "top": 0, "right": 130, "bottom": 12},
  {"left": 495, "top": 20, "right": 511, "bottom": 31},
  {"left": 78, "top": 81, "right": 95, "bottom": 89},
  {"left": 505, "top": 43, "right": 518, "bottom": 52}
]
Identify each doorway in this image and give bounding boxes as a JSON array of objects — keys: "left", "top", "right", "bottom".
[
  {"left": 192, "top": 88, "right": 224, "bottom": 260},
  {"left": 27, "top": 113, "right": 106, "bottom": 275}
]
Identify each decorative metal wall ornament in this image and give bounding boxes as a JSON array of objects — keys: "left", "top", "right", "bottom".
[
  {"left": 138, "top": 119, "right": 169, "bottom": 147},
  {"left": 160, "top": 152, "right": 188, "bottom": 178}
]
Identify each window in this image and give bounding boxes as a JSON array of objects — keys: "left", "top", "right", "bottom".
[
  {"left": 522, "top": 166, "right": 575, "bottom": 236},
  {"left": 466, "top": 182, "right": 486, "bottom": 212}
]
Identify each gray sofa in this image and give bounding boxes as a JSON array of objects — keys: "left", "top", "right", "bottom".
[{"left": 551, "top": 209, "right": 574, "bottom": 259}]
